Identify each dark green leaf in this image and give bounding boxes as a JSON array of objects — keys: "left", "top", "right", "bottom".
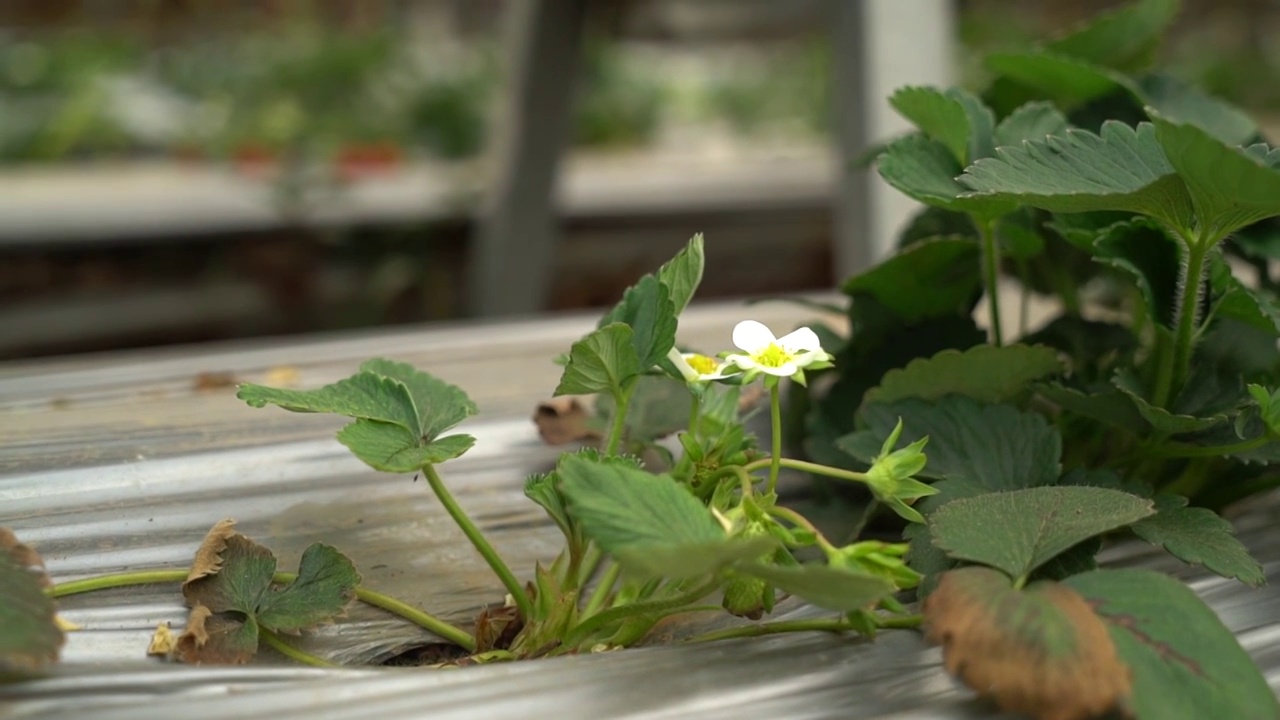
[
  {"left": 1250, "top": 384, "right": 1280, "bottom": 435},
  {"left": 256, "top": 544, "right": 361, "bottom": 632},
  {"left": 1137, "top": 74, "right": 1257, "bottom": 146},
  {"left": 356, "top": 359, "right": 478, "bottom": 440},
  {"left": 1038, "top": 381, "right": 1149, "bottom": 434},
  {"left": 738, "top": 562, "right": 894, "bottom": 612},
  {"left": 984, "top": 51, "right": 1129, "bottom": 110},
  {"left": 841, "top": 237, "right": 982, "bottom": 321},
  {"left": 877, "top": 134, "right": 1015, "bottom": 218},
  {"left": 899, "top": 206, "right": 977, "bottom": 249},
  {"left": 1066, "top": 569, "right": 1280, "bottom": 720},
  {"left": 1045, "top": 0, "right": 1177, "bottom": 72},
  {"left": 0, "top": 532, "right": 62, "bottom": 673},
  {"left": 993, "top": 101, "right": 1070, "bottom": 148},
  {"left": 994, "top": 209, "right": 1046, "bottom": 259},
  {"left": 1092, "top": 217, "right": 1182, "bottom": 328},
  {"left": 1113, "top": 371, "right": 1230, "bottom": 435},
  {"left": 1130, "top": 494, "right": 1264, "bottom": 586},
  {"left": 1210, "top": 253, "right": 1280, "bottom": 336},
  {"left": 238, "top": 372, "right": 422, "bottom": 434},
  {"left": 862, "top": 344, "right": 1063, "bottom": 407},
  {"left": 555, "top": 323, "right": 642, "bottom": 396},
  {"left": 1151, "top": 111, "right": 1280, "bottom": 241},
  {"left": 655, "top": 233, "right": 705, "bottom": 315},
  {"left": 929, "top": 486, "right": 1154, "bottom": 580},
  {"left": 889, "top": 86, "right": 973, "bottom": 165},
  {"left": 336, "top": 421, "right": 475, "bottom": 472},
  {"left": 1023, "top": 316, "right": 1137, "bottom": 381},
  {"left": 595, "top": 374, "right": 693, "bottom": 444},
  {"left": 598, "top": 275, "right": 678, "bottom": 369},
  {"left": 959, "top": 121, "right": 1194, "bottom": 231},
  {"left": 1028, "top": 537, "right": 1102, "bottom": 582}
]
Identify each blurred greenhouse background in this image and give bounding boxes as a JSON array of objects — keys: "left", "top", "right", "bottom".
[{"left": 0, "top": 0, "right": 1276, "bottom": 359}]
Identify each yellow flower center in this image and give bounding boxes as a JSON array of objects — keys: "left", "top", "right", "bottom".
[
  {"left": 754, "top": 344, "right": 793, "bottom": 368},
  {"left": 687, "top": 354, "right": 720, "bottom": 375}
]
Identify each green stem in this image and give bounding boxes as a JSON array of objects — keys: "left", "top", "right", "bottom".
[
  {"left": 421, "top": 464, "right": 533, "bottom": 621},
  {"left": 1016, "top": 257, "right": 1032, "bottom": 339},
  {"left": 743, "top": 457, "right": 869, "bottom": 485},
  {"left": 259, "top": 627, "right": 335, "bottom": 667},
  {"left": 687, "top": 391, "right": 701, "bottom": 439},
  {"left": 977, "top": 217, "right": 1004, "bottom": 346},
  {"left": 582, "top": 562, "right": 622, "bottom": 617},
  {"left": 575, "top": 543, "right": 604, "bottom": 589},
  {"left": 766, "top": 505, "right": 836, "bottom": 554},
  {"left": 48, "top": 569, "right": 477, "bottom": 652},
  {"left": 768, "top": 383, "right": 783, "bottom": 494},
  {"left": 877, "top": 613, "right": 924, "bottom": 629},
  {"left": 1156, "top": 239, "right": 1210, "bottom": 408},
  {"left": 686, "top": 613, "right": 923, "bottom": 644},
  {"left": 605, "top": 380, "right": 638, "bottom": 456},
  {"left": 1149, "top": 433, "right": 1277, "bottom": 460},
  {"left": 563, "top": 578, "right": 721, "bottom": 649}
]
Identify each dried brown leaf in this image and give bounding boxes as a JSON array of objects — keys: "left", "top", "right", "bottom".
[
  {"left": 924, "top": 567, "right": 1131, "bottom": 720},
  {"left": 174, "top": 605, "right": 257, "bottom": 665},
  {"left": 194, "top": 372, "right": 237, "bottom": 392},
  {"left": 473, "top": 603, "right": 523, "bottom": 653},
  {"left": 184, "top": 519, "right": 238, "bottom": 590},
  {"left": 532, "top": 397, "right": 601, "bottom": 445},
  {"left": 0, "top": 527, "right": 51, "bottom": 588}
]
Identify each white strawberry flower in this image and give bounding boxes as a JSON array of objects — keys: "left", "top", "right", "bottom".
[
  {"left": 667, "top": 346, "right": 734, "bottom": 382},
  {"left": 723, "top": 320, "right": 833, "bottom": 383}
]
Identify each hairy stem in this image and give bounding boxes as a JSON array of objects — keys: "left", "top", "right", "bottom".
[
  {"left": 259, "top": 627, "right": 335, "bottom": 667},
  {"left": 421, "top": 464, "right": 533, "bottom": 621},
  {"left": 582, "top": 562, "right": 622, "bottom": 617},
  {"left": 48, "top": 569, "right": 476, "bottom": 651},
  {"left": 766, "top": 505, "right": 837, "bottom": 554},
  {"left": 562, "top": 578, "right": 721, "bottom": 649},
  {"left": 978, "top": 217, "right": 1004, "bottom": 346},
  {"left": 768, "top": 383, "right": 783, "bottom": 494},
  {"left": 604, "top": 380, "right": 638, "bottom": 456},
  {"left": 1156, "top": 239, "right": 1210, "bottom": 408},
  {"left": 743, "top": 457, "right": 869, "bottom": 485}
]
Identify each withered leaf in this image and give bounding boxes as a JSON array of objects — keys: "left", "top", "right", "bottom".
[
  {"left": 175, "top": 605, "right": 258, "bottom": 665},
  {"left": 533, "top": 397, "right": 601, "bottom": 446},
  {"left": 0, "top": 528, "right": 63, "bottom": 672},
  {"left": 0, "top": 527, "right": 51, "bottom": 588},
  {"left": 184, "top": 519, "right": 238, "bottom": 589},
  {"left": 473, "top": 603, "right": 523, "bottom": 653},
  {"left": 924, "top": 566, "right": 1131, "bottom": 720}
]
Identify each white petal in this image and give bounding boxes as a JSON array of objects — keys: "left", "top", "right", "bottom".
[
  {"left": 759, "top": 361, "right": 798, "bottom": 377},
  {"left": 732, "top": 320, "right": 777, "bottom": 353},
  {"left": 790, "top": 349, "right": 832, "bottom": 368},
  {"left": 776, "top": 326, "right": 823, "bottom": 353},
  {"left": 724, "top": 353, "right": 762, "bottom": 372},
  {"left": 666, "top": 347, "right": 700, "bottom": 382}
]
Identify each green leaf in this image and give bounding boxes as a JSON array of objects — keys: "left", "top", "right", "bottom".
[
  {"left": 1130, "top": 494, "right": 1264, "bottom": 587},
  {"left": 841, "top": 237, "right": 982, "bottom": 322},
  {"left": 984, "top": 51, "right": 1129, "bottom": 110},
  {"left": 238, "top": 361, "right": 479, "bottom": 471},
  {"left": 524, "top": 472, "right": 573, "bottom": 540},
  {"left": 556, "top": 454, "right": 772, "bottom": 579},
  {"left": 1045, "top": 0, "right": 1177, "bottom": 72},
  {"left": 737, "top": 562, "right": 895, "bottom": 612},
  {"left": 1092, "top": 217, "right": 1182, "bottom": 329},
  {"left": 1137, "top": 74, "right": 1257, "bottom": 146},
  {"left": 993, "top": 101, "right": 1070, "bottom": 148},
  {"left": 1065, "top": 569, "right": 1280, "bottom": 720},
  {"left": 1249, "top": 384, "right": 1280, "bottom": 434},
  {"left": 655, "top": 233, "right": 705, "bottom": 315},
  {"left": 959, "top": 121, "right": 1194, "bottom": 231},
  {"left": 1151, "top": 111, "right": 1280, "bottom": 241},
  {"left": 594, "top": 374, "right": 693, "bottom": 443},
  {"left": 179, "top": 527, "right": 360, "bottom": 664},
  {"left": 1210, "top": 254, "right": 1280, "bottom": 336},
  {"left": 847, "top": 396, "right": 1063, "bottom": 489},
  {"left": 929, "top": 485, "right": 1155, "bottom": 580},
  {"left": 337, "top": 421, "right": 475, "bottom": 472},
  {"left": 1023, "top": 317, "right": 1138, "bottom": 382},
  {"left": 0, "top": 532, "right": 62, "bottom": 673},
  {"left": 877, "top": 134, "right": 1015, "bottom": 218},
  {"left": 555, "top": 323, "right": 642, "bottom": 396},
  {"left": 599, "top": 275, "right": 678, "bottom": 370},
  {"left": 1037, "top": 381, "right": 1149, "bottom": 434},
  {"left": 862, "top": 344, "right": 1063, "bottom": 407},
  {"left": 1113, "top": 371, "right": 1229, "bottom": 435},
  {"left": 924, "top": 567, "right": 1132, "bottom": 720},
  {"left": 889, "top": 86, "right": 994, "bottom": 165}
]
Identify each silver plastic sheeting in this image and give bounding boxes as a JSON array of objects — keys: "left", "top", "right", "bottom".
[{"left": 2, "top": 302, "right": 1279, "bottom": 719}]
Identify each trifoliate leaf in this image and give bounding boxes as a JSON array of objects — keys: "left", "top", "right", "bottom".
[
  {"left": 1065, "top": 569, "right": 1280, "bottom": 720},
  {"left": 841, "top": 236, "right": 982, "bottom": 321},
  {"left": 599, "top": 274, "right": 678, "bottom": 369},
  {"left": 556, "top": 454, "right": 774, "bottom": 579},
  {"left": 862, "top": 344, "right": 1063, "bottom": 407},
  {"left": 928, "top": 486, "right": 1154, "bottom": 581},
  {"left": 877, "top": 134, "right": 1015, "bottom": 218},
  {"left": 655, "top": 233, "right": 705, "bottom": 315},
  {"left": 924, "top": 567, "right": 1131, "bottom": 720},
  {"left": 845, "top": 396, "right": 1063, "bottom": 489},
  {"left": 994, "top": 101, "right": 1070, "bottom": 149},
  {"left": 959, "top": 121, "right": 1195, "bottom": 231},
  {"left": 1150, "top": 111, "right": 1280, "bottom": 241},
  {"left": 555, "top": 323, "right": 642, "bottom": 396},
  {"left": 0, "top": 529, "right": 62, "bottom": 673},
  {"left": 177, "top": 523, "right": 359, "bottom": 665},
  {"left": 238, "top": 360, "right": 478, "bottom": 471},
  {"left": 1044, "top": 0, "right": 1177, "bottom": 73},
  {"left": 984, "top": 51, "right": 1129, "bottom": 110},
  {"left": 1130, "top": 495, "right": 1264, "bottom": 587},
  {"left": 888, "top": 86, "right": 994, "bottom": 165},
  {"left": 737, "top": 562, "right": 895, "bottom": 613}
]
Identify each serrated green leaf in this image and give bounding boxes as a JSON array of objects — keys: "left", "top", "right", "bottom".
[
  {"left": 1150, "top": 112, "right": 1280, "bottom": 241},
  {"left": 256, "top": 543, "right": 361, "bottom": 632},
  {"left": 841, "top": 237, "right": 982, "bottom": 321},
  {"left": 985, "top": 51, "right": 1129, "bottom": 110},
  {"left": 357, "top": 359, "right": 477, "bottom": 440},
  {"left": 655, "top": 233, "right": 705, "bottom": 315},
  {"left": 1065, "top": 569, "right": 1280, "bottom": 720},
  {"left": 923, "top": 566, "right": 1131, "bottom": 720},
  {"left": 599, "top": 274, "right": 678, "bottom": 370},
  {"left": 1130, "top": 495, "right": 1264, "bottom": 587},
  {"left": 524, "top": 472, "right": 573, "bottom": 540},
  {"left": 337, "top": 421, "right": 475, "bottom": 472},
  {"left": 889, "top": 86, "right": 994, "bottom": 165},
  {"left": 238, "top": 372, "right": 421, "bottom": 433},
  {"left": 738, "top": 562, "right": 894, "bottom": 612},
  {"left": 1113, "top": 371, "right": 1229, "bottom": 434},
  {"left": 929, "top": 486, "right": 1154, "bottom": 580},
  {"left": 0, "top": 535, "right": 62, "bottom": 673},
  {"left": 1037, "top": 381, "right": 1149, "bottom": 434},
  {"left": 1092, "top": 217, "right": 1182, "bottom": 328},
  {"left": 846, "top": 396, "right": 1062, "bottom": 489},
  {"left": 1023, "top": 317, "right": 1138, "bottom": 381},
  {"left": 994, "top": 101, "right": 1070, "bottom": 148},
  {"left": 1249, "top": 384, "right": 1280, "bottom": 434},
  {"left": 1210, "top": 253, "right": 1280, "bottom": 337},
  {"left": 555, "top": 323, "right": 642, "bottom": 396},
  {"left": 877, "top": 134, "right": 1016, "bottom": 218},
  {"left": 960, "top": 121, "right": 1194, "bottom": 230},
  {"left": 1045, "top": 0, "right": 1177, "bottom": 72},
  {"left": 1137, "top": 74, "right": 1257, "bottom": 146},
  {"left": 862, "top": 344, "right": 1063, "bottom": 407}
]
